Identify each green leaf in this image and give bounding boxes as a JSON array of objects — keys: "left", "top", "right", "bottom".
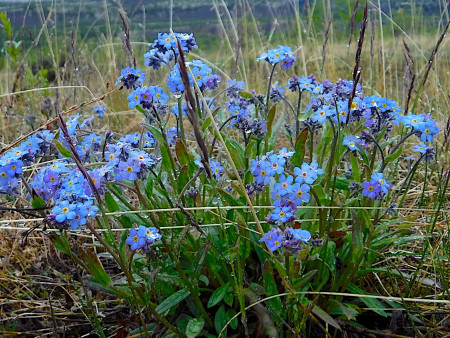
[
  {"left": 145, "top": 178, "right": 154, "bottom": 196},
  {"left": 238, "top": 91, "right": 253, "bottom": 99},
  {"left": 32, "top": 196, "right": 46, "bottom": 209},
  {"left": 214, "top": 305, "right": 227, "bottom": 336},
  {"left": 332, "top": 176, "right": 351, "bottom": 191},
  {"left": 347, "top": 283, "right": 390, "bottom": 317},
  {"left": 245, "top": 139, "right": 256, "bottom": 159},
  {"left": 350, "top": 210, "right": 364, "bottom": 265},
  {"left": 226, "top": 308, "right": 238, "bottom": 330},
  {"left": 266, "top": 105, "right": 277, "bottom": 136},
  {"left": 186, "top": 317, "right": 205, "bottom": 338},
  {"left": 104, "top": 192, "right": 119, "bottom": 212},
  {"left": 176, "top": 139, "right": 191, "bottom": 166},
  {"left": 54, "top": 140, "right": 72, "bottom": 158},
  {"left": 312, "top": 305, "right": 341, "bottom": 330},
  {"left": 177, "top": 165, "right": 189, "bottom": 194},
  {"left": 223, "top": 292, "right": 233, "bottom": 306},
  {"left": 225, "top": 139, "right": 244, "bottom": 169},
  {"left": 79, "top": 248, "right": 111, "bottom": 287},
  {"left": 349, "top": 152, "right": 360, "bottom": 182},
  {"left": 290, "top": 128, "right": 309, "bottom": 166},
  {"left": 384, "top": 148, "right": 403, "bottom": 164},
  {"left": 208, "top": 282, "right": 231, "bottom": 308},
  {"left": 155, "top": 289, "right": 190, "bottom": 314},
  {"left": 328, "top": 299, "right": 359, "bottom": 320},
  {"left": 50, "top": 232, "right": 71, "bottom": 255},
  {"left": 135, "top": 105, "right": 146, "bottom": 114},
  {"left": 263, "top": 264, "right": 282, "bottom": 315}
]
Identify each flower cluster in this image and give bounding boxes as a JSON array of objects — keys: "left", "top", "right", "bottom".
[
  {"left": 115, "top": 67, "right": 145, "bottom": 89},
  {"left": 126, "top": 225, "right": 162, "bottom": 250},
  {"left": 0, "top": 130, "right": 54, "bottom": 195},
  {"left": 288, "top": 74, "right": 439, "bottom": 157},
  {"left": 195, "top": 158, "right": 224, "bottom": 180},
  {"left": 260, "top": 227, "right": 311, "bottom": 253},
  {"left": 94, "top": 105, "right": 106, "bottom": 118},
  {"left": 144, "top": 32, "right": 198, "bottom": 70},
  {"left": 362, "top": 173, "right": 393, "bottom": 199},
  {"left": 127, "top": 85, "right": 169, "bottom": 109},
  {"left": 167, "top": 60, "right": 221, "bottom": 94},
  {"left": 250, "top": 149, "right": 323, "bottom": 229},
  {"left": 0, "top": 113, "right": 161, "bottom": 230},
  {"left": 257, "top": 45, "right": 296, "bottom": 69}
]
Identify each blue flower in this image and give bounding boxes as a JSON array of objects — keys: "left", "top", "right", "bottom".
[
  {"left": 167, "top": 66, "right": 187, "bottom": 93},
  {"left": 126, "top": 228, "right": 146, "bottom": 250},
  {"left": 166, "top": 127, "right": 178, "bottom": 146},
  {"left": 299, "top": 76, "right": 314, "bottom": 92},
  {"left": 94, "top": 105, "right": 106, "bottom": 118},
  {"left": 289, "top": 183, "right": 311, "bottom": 204},
  {"left": 210, "top": 160, "right": 224, "bottom": 179},
  {"left": 371, "top": 173, "right": 393, "bottom": 195},
  {"left": 149, "top": 86, "right": 169, "bottom": 104},
  {"left": 418, "top": 120, "right": 439, "bottom": 143},
  {"left": 278, "top": 147, "right": 295, "bottom": 159},
  {"left": 137, "top": 225, "right": 162, "bottom": 243},
  {"left": 273, "top": 174, "right": 294, "bottom": 196},
  {"left": 115, "top": 160, "right": 141, "bottom": 181},
  {"left": 69, "top": 203, "right": 90, "bottom": 230},
  {"left": 52, "top": 200, "right": 77, "bottom": 223},
  {"left": 127, "top": 88, "right": 142, "bottom": 109},
  {"left": 343, "top": 135, "right": 359, "bottom": 151},
  {"left": 294, "top": 163, "right": 319, "bottom": 185},
  {"left": 413, "top": 143, "right": 428, "bottom": 154},
  {"left": 253, "top": 161, "right": 273, "bottom": 185},
  {"left": 311, "top": 105, "right": 334, "bottom": 123},
  {"left": 116, "top": 67, "right": 145, "bottom": 89},
  {"left": 287, "top": 227, "right": 311, "bottom": 243},
  {"left": 259, "top": 228, "right": 283, "bottom": 252},
  {"left": 271, "top": 207, "right": 293, "bottom": 223},
  {"left": 362, "top": 180, "right": 382, "bottom": 199},
  {"left": 268, "top": 155, "right": 285, "bottom": 175},
  {"left": 257, "top": 45, "right": 296, "bottom": 68}
]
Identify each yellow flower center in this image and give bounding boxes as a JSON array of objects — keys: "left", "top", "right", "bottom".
[
  {"left": 156, "top": 93, "right": 161, "bottom": 99},
  {"left": 126, "top": 166, "right": 133, "bottom": 173},
  {"left": 1, "top": 173, "right": 6, "bottom": 178},
  {"left": 279, "top": 212, "right": 285, "bottom": 217},
  {"left": 133, "top": 236, "right": 139, "bottom": 242},
  {"left": 62, "top": 207, "right": 69, "bottom": 213},
  {"left": 368, "top": 186, "right": 374, "bottom": 192},
  {"left": 351, "top": 102, "right": 358, "bottom": 110}
]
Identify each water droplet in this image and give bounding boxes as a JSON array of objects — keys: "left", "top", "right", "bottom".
[{"left": 346, "top": 44, "right": 350, "bottom": 48}]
